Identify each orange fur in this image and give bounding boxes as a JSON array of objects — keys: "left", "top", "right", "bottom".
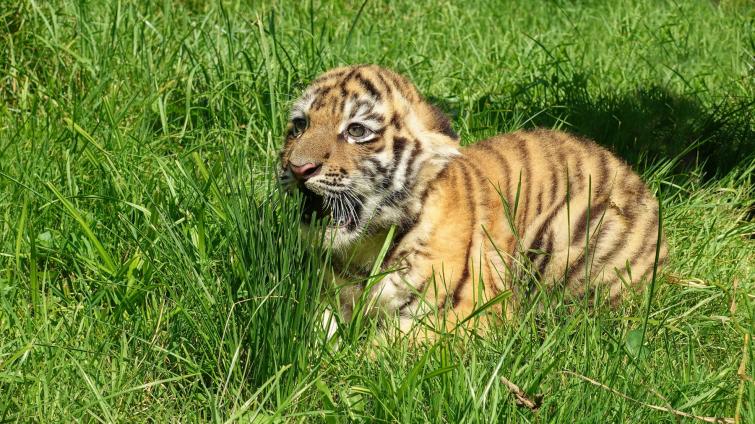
[{"left": 279, "top": 65, "right": 667, "bottom": 337}]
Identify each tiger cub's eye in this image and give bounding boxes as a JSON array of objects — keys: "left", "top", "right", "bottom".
[
  {"left": 291, "top": 118, "right": 307, "bottom": 137},
  {"left": 347, "top": 123, "right": 366, "bottom": 138}
]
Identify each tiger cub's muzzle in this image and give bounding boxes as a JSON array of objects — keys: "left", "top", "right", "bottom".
[{"left": 289, "top": 162, "right": 322, "bottom": 181}]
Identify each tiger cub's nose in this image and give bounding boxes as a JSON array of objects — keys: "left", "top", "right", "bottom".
[{"left": 290, "top": 162, "right": 322, "bottom": 181}]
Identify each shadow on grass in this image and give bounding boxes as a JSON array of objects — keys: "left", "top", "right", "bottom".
[{"left": 437, "top": 82, "right": 754, "bottom": 179}]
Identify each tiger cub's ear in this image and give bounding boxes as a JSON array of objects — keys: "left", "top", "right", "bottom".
[{"left": 425, "top": 103, "right": 459, "bottom": 141}]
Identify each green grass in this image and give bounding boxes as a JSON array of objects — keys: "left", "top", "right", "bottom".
[{"left": 1, "top": 0, "right": 753, "bottom": 421}]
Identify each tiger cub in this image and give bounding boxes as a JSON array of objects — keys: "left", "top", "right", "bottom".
[{"left": 278, "top": 65, "right": 667, "bottom": 336}]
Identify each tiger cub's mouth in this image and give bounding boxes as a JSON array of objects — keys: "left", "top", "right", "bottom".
[{"left": 299, "top": 185, "right": 362, "bottom": 232}]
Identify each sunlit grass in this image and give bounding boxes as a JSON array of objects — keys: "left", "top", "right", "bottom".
[{"left": 0, "top": 0, "right": 752, "bottom": 421}]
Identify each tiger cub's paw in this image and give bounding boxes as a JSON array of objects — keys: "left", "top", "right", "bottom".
[{"left": 321, "top": 306, "right": 339, "bottom": 341}]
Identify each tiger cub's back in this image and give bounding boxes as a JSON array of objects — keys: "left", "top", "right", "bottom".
[{"left": 462, "top": 129, "right": 667, "bottom": 303}]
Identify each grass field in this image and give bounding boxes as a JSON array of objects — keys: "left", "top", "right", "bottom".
[{"left": 1, "top": 0, "right": 753, "bottom": 422}]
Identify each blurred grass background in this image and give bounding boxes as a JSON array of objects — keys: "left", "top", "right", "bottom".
[{"left": 1, "top": 0, "right": 753, "bottom": 421}]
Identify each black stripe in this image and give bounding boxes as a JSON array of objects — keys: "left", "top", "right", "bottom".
[
  {"left": 346, "top": 199, "right": 364, "bottom": 232},
  {"left": 309, "top": 86, "right": 330, "bottom": 111},
  {"left": 595, "top": 149, "right": 610, "bottom": 198},
  {"left": 311, "top": 97, "right": 323, "bottom": 111},
  {"left": 535, "top": 190, "right": 543, "bottom": 216},
  {"left": 428, "top": 104, "right": 458, "bottom": 139},
  {"left": 565, "top": 206, "right": 611, "bottom": 282},
  {"left": 336, "top": 86, "right": 350, "bottom": 115},
  {"left": 571, "top": 201, "right": 608, "bottom": 249},
  {"left": 549, "top": 177, "right": 558, "bottom": 209},
  {"left": 340, "top": 67, "right": 360, "bottom": 89},
  {"left": 386, "top": 72, "right": 405, "bottom": 91},
  {"left": 584, "top": 149, "right": 608, "bottom": 204},
  {"left": 452, "top": 163, "right": 476, "bottom": 308},
  {"left": 486, "top": 257, "right": 501, "bottom": 298},
  {"left": 363, "top": 112, "right": 384, "bottom": 122},
  {"left": 390, "top": 113, "right": 402, "bottom": 130},
  {"left": 357, "top": 165, "right": 376, "bottom": 178},
  {"left": 333, "top": 69, "right": 360, "bottom": 112},
  {"left": 461, "top": 156, "right": 493, "bottom": 286},
  {"left": 414, "top": 249, "right": 431, "bottom": 259},
  {"left": 626, "top": 207, "right": 661, "bottom": 279},
  {"left": 398, "top": 294, "right": 417, "bottom": 315},
  {"left": 452, "top": 239, "right": 473, "bottom": 308},
  {"left": 477, "top": 142, "right": 511, "bottom": 204},
  {"left": 385, "top": 218, "right": 418, "bottom": 262},
  {"left": 382, "top": 189, "right": 409, "bottom": 205},
  {"left": 417, "top": 165, "right": 450, "bottom": 207},
  {"left": 397, "top": 253, "right": 432, "bottom": 315},
  {"left": 331, "top": 98, "right": 339, "bottom": 114},
  {"left": 571, "top": 154, "right": 586, "bottom": 195},
  {"left": 566, "top": 200, "right": 633, "bottom": 294},
  {"left": 309, "top": 85, "right": 326, "bottom": 99},
  {"left": 374, "top": 72, "right": 394, "bottom": 96},
  {"left": 313, "top": 69, "right": 347, "bottom": 85},
  {"left": 564, "top": 246, "right": 590, "bottom": 285},
  {"left": 392, "top": 136, "right": 408, "bottom": 164},
  {"left": 520, "top": 141, "right": 533, "bottom": 225},
  {"left": 510, "top": 135, "right": 532, "bottom": 230},
  {"left": 349, "top": 99, "right": 372, "bottom": 119},
  {"left": 625, "top": 182, "right": 646, "bottom": 223},
  {"left": 392, "top": 249, "right": 409, "bottom": 260},
  {"left": 365, "top": 157, "right": 388, "bottom": 174},
  {"left": 404, "top": 140, "right": 423, "bottom": 184},
  {"left": 523, "top": 180, "right": 573, "bottom": 269},
  {"left": 545, "top": 134, "right": 562, "bottom": 207},
  {"left": 461, "top": 155, "right": 490, "bottom": 220},
  {"left": 387, "top": 72, "right": 414, "bottom": 100},
  {"left": 552, "top": 132, "right": 584, "bottom": 196},
  {"left": 571, "top": 152, "right": 609, "bottom": 256},
  {"left": 364, "top": 142, "right": 384, "bottom": 153},
  {"left": 355, "top": 72, "right": 381, "bottom": 100},
  {"left": 525, "top": 231, "right": 545, "bottom": 265},
  {"left": 589, "top": 223, "right": 631, "bottom": 281},
  {"left": 536, "top": 231, "right": 555, "bottom": 277},
  {"left": 418, "top": 184, "right": 433, "bottom": 206}
]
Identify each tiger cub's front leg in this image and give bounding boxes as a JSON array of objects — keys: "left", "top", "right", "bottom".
[
  {"left": 328, "top": 244, "right": 443, "bottom": 343},
  {"left": 365, "top": 226, "right": 479, "bottom": 340},
  {"left": 365, "top": 249, "right": 435, "bottom": 334}
]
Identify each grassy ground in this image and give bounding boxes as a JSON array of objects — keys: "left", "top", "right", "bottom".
[{"left": 1, "top": 0, "right": 753, "bottom": 422}]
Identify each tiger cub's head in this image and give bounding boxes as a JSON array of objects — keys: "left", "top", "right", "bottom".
[{"left": 279, "top": 65, "right": 459, "bottom": 249}]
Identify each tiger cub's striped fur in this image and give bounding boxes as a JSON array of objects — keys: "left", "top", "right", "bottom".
[{"left": 279, "top": 65, "right": 667, "bottom": 335}]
